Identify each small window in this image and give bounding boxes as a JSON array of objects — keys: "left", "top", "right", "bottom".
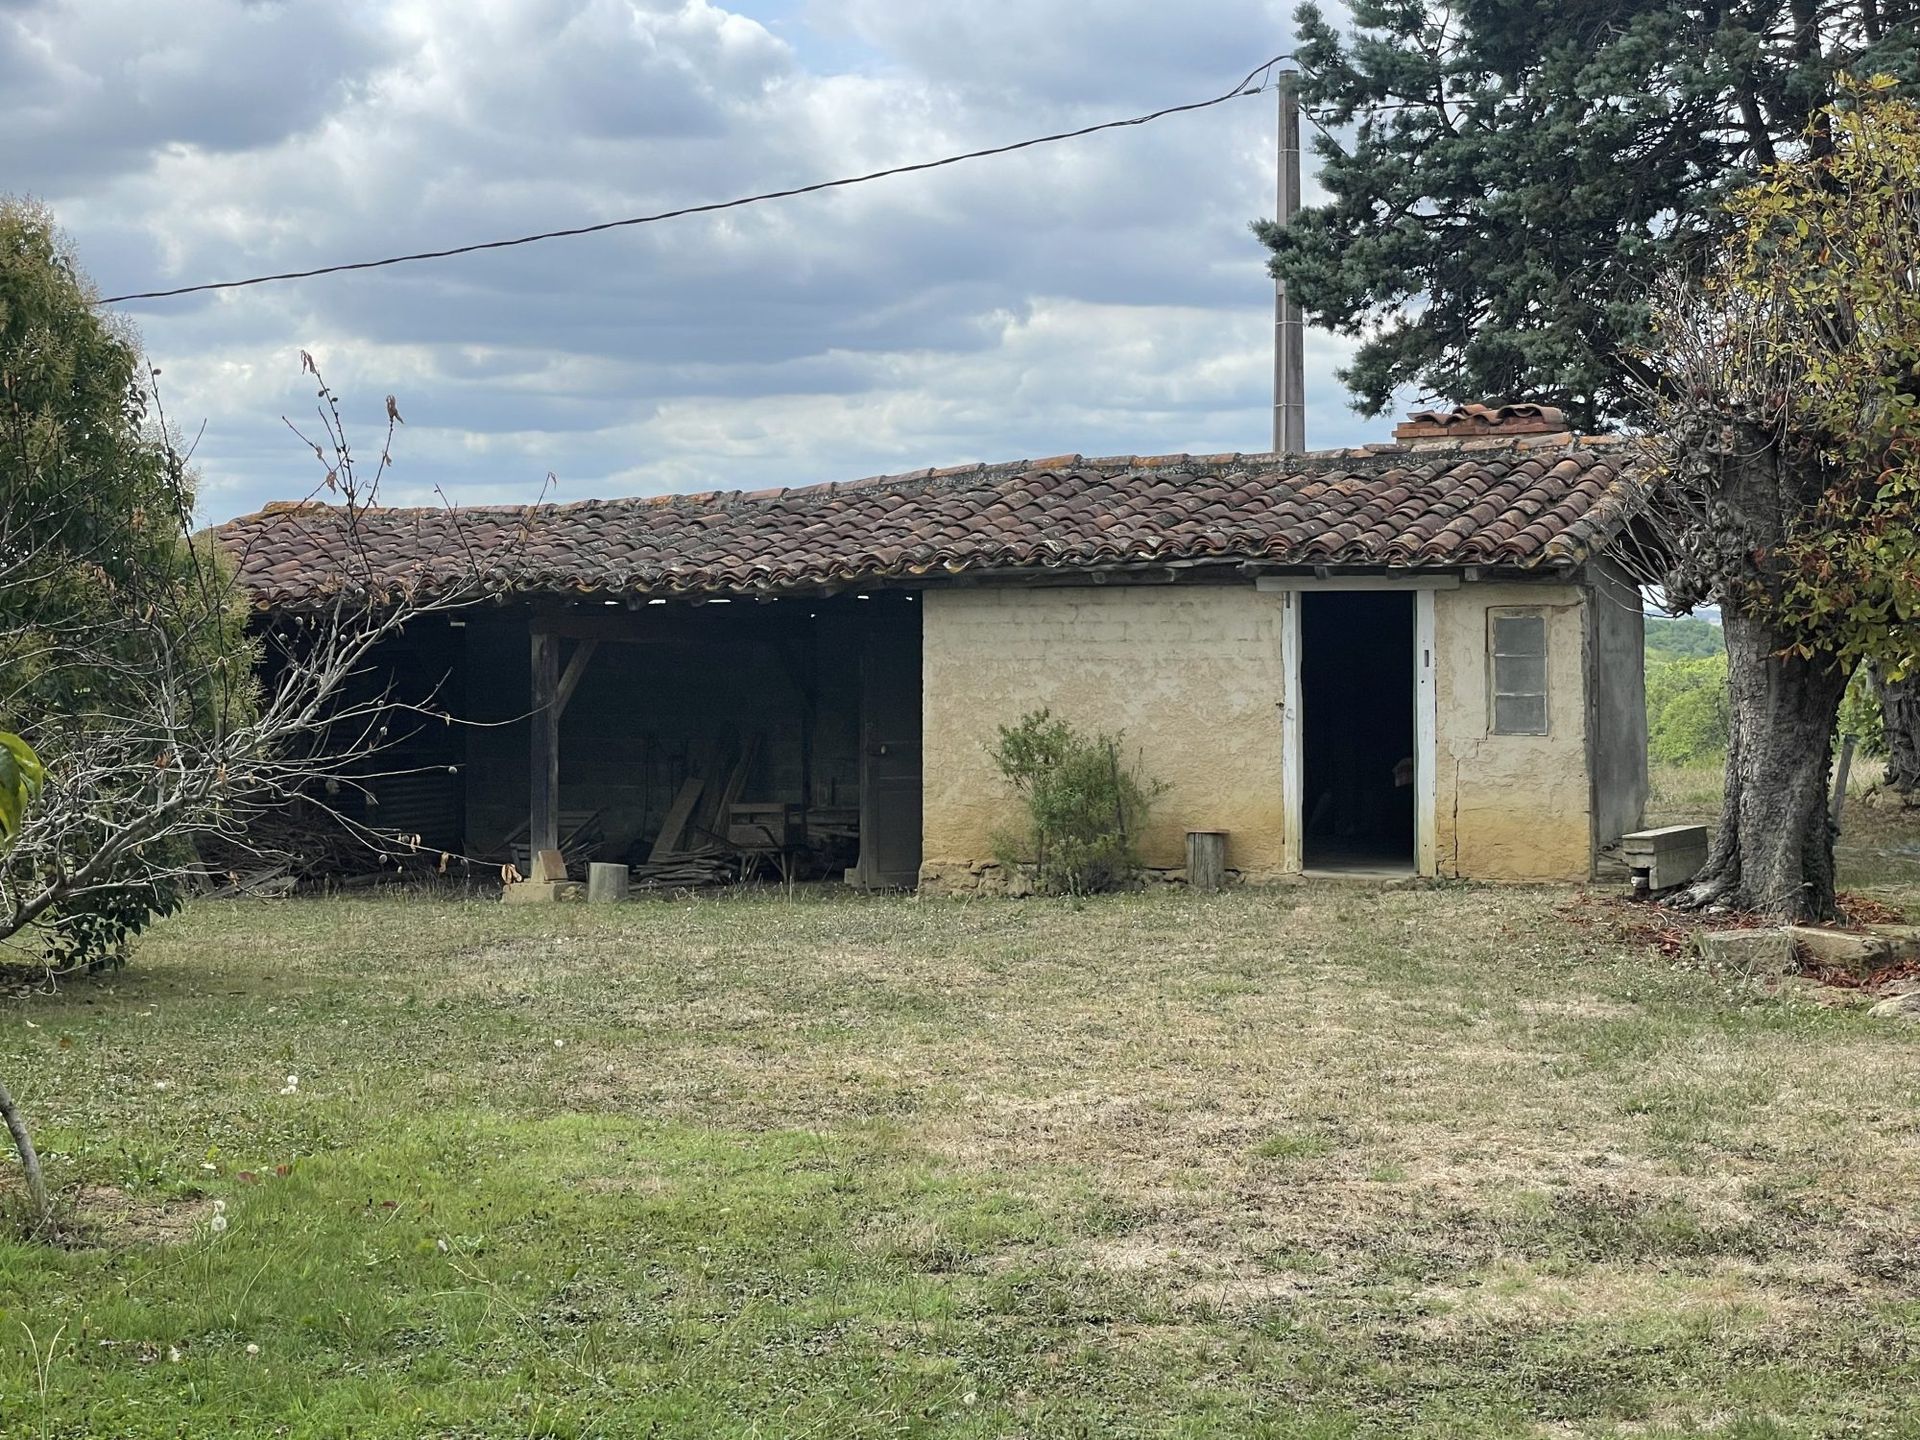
[{"left": 1490, "top": 610, "right": 1549, "bottom": 734}]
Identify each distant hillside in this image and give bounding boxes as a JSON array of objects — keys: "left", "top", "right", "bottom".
[{"left": 1646, "top": 616, "right": 1724, "bottom": 660}]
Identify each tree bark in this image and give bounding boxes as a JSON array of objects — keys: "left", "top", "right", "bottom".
[
  {"left": 0, "top": 1071, "right": 51, "bottom": 1238},
  {"left": 1678, "top": 612, "right": 1849, "bottom": 921},
  {"left": 1663, "top": 418, "right": 1850, "bottom": 923},
  {"left": 1872, "top": 664, "right": 1920, "bottom": 796}
]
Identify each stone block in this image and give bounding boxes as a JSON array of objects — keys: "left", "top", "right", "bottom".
[
  {"left": 1787, "top": 926, "right": 1892, "bottom": 979},
  {"left": 502, "top": 880, "right": 584, "bottom": 905},
  {"left": 1868, "top": 992, "right": 1920, "bottom": 1021},
  {"left": 1867, "top": 925, "right": 1920, "bottom": 962},
  {"left": 1695, "top": 928, "right": 1796, "bottom": 978}
]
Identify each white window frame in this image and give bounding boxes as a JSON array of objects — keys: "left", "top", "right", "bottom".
[{"left": 1488, "top": 608, "right": 1550, "bottom": 736}]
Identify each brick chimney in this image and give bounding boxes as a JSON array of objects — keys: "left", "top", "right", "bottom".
[{"left": 1392, "top": 402, "right": 1571, "bottom": 448}]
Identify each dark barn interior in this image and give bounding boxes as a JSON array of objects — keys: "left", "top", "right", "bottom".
[
  {"left": 1301, "top": 590, "right": 1416, "bottom": 871},
  {"left": 340, "top": 589, "right": 924, "bottom": 889}
]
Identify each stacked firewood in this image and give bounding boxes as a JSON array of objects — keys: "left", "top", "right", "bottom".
[{"left": 630, "top": 845, "right": 735, "bottom": 888}]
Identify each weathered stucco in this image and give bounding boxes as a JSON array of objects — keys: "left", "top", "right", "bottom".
[
  {"left": 1432, "top": 581, "right": 1594, "bottom": 881},
  {"left": 922, "top": 576, "right": 1612, "bottom": 889},
  {"left": 920, "top": 585, "right": 1289, "bottom": 888}
]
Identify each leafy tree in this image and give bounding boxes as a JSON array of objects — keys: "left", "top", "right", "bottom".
[
  {"left": 1841, "top": 668, "right": 1888, "bottom": 756},
  {"left": 1646, "top": 656, "right": 1730, "bottom": 766},
  {"left": 0, "top": 733, "right": 50, "bottom": 1234},
  {"left": 1257, "top": 0, "right": 1919, "bottom": 427},
  {"left": 1644, "top": 616, "right": 1726, "bottom": 661},
  {"left": 1634, "top": 87, "right": 1920, "bottom": 919},
  {"left": 0, "top": 733, "right": 44, "bottom": 842},
  {"left": 1, "top": 199, "right": 254, "bottom": 965},
  {"left": 1, "top": 205, "right": 502, "bottom": 1236}
]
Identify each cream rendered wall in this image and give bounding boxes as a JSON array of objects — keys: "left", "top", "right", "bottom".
[
  {"left": 920, "top": 585, "right": 1289, "bottom": 886},
  {"left": 1433, "top": 581, "right": 1593, "bottom": 881}
]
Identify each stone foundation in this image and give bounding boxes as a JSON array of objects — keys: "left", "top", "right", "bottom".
[{"left": 916, "top": 860, "right": 1300, "bottom": 897}]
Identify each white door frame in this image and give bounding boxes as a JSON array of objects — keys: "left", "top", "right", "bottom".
[{"left": 1263, "top": 578, "right": 1443, "bottom": 876}]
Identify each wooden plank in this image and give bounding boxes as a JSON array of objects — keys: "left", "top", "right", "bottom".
[
  {"left": 553, "top": 639, "right": 600, "bottom": 718},
  {"left": 711, "top": 735, "right": 760, "bottom": 833},
  {"left": 649, "top": 777, "right": 705, "bottom": 861},
  {"left": 530, "top": 630, "right": 560, "bottom": 858},
  {"left": 1256, "top": 574, "right": 1462, "bottom": 592},
  {"left": 530, "top": 606, "right": 813, "bottom": 643}
]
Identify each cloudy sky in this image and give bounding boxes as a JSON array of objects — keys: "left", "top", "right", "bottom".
[{"left": 7, "top": 0, "right": 1384, "bottom": 523}]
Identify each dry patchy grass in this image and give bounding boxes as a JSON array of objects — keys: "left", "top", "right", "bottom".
[{"left": 0, "top": 882, "right": 1915, "bottom": 1436}]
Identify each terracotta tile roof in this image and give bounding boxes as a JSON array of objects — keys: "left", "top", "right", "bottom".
[
  {"left": 212, "top": 434, "right": 1649, "bottom": 609},
  {"left": 1394, "top": 402, "right": 1570, "bottom": 441}
]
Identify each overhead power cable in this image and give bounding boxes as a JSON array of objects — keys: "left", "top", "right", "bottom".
[{"left": 101, "top": 56, "right": 1288, "bottom": 306}]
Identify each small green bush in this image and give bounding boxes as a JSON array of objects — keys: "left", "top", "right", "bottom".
[{"left": 987, "top": 710, "right": 1164, "bottom": 895}]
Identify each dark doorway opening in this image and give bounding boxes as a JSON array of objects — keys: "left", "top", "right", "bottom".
[{"left": 1301, "top": 591, "right": 1416, "bottom": 871}]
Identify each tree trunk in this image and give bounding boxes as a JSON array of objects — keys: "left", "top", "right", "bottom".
[
  {"left": 1678, "top": 610, "right": 1849, "bottom": 921},
  {"left": 1872, "top": 664, "right": 1920, "bottom": 795},
  {"left": 0, "top": 1071, "right": 51, "bottom": 1238}
]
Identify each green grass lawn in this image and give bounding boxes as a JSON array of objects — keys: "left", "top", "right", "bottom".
[{"left": 0, "top": 869, "right": 1918, "bottom": 1436}]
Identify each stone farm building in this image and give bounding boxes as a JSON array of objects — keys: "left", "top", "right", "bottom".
[{"left": 213, "top": 404, "right": 1652, "bottom": 891}]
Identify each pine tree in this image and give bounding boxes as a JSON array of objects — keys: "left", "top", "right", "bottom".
[{"left": 1256, "top": 0, "right": 1920, "bottom": 427}]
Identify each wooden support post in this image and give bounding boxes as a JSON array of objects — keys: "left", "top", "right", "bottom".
[
  {"left": 1187, "top": 831, "right": 1228, "bottom": 892},
  {"left": 587, "top": 862, "right": 629, "bottom": 904},
  {"left": 1833, "top": 734, "right": 1858, "bottom": 832},
  {"left": 530, "top": 630, "right": 560, "bottom": 860}
]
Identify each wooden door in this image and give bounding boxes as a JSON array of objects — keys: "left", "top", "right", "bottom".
[{"left": 852, "top": 605, "right": 923, "bottom": 889}]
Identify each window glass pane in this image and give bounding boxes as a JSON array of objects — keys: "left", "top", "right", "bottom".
[
  {"left": 1496, "top": 654, "right": 1547, "bottom": 695},
  {"left": 1495, "top": 693, "right": 1548, "bottom": 734},
  {"left": 1493, "top": 614, "right": 1546, "bottom": 657}
]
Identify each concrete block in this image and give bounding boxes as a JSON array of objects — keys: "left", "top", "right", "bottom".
[
  {"left": 1695, "top": 928, "right": 1796, "bottom": 978},
  {"left": 587, "top": 862, "right": 630, "bottom": 904},
  {"left": 1622, "top": 825, "right": 1710, "bottom": 892}
]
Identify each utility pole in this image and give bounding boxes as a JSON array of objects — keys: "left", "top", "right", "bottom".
[{"left": 1272, "top": 68, "right": 1305, "bottom": 455}]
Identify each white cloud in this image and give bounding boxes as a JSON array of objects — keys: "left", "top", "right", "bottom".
[{"left": 19, "top": 0, "right": 1382, "bottom": 523}]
